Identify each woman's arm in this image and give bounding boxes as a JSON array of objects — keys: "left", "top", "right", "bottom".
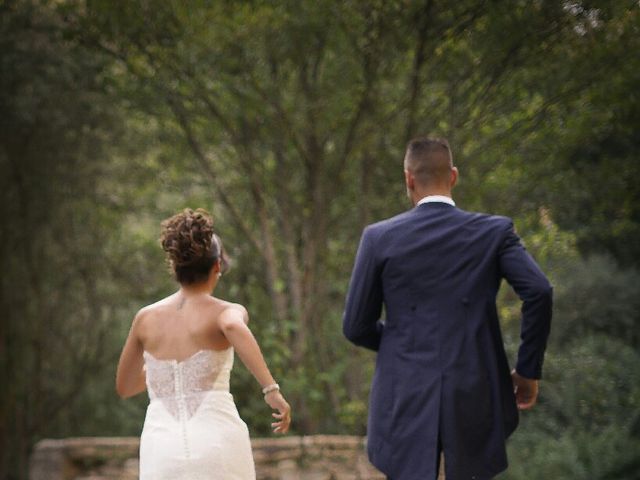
[
  {"left": 219, "top": 306, "right": 291, "bottom": 433},
  {"left": 115, "top": 311, "right": 147, "bottom": 399}
]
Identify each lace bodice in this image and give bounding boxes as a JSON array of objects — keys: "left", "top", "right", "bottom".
[{"left": 143, "top": 348, "right": 234, "bottom": 420}]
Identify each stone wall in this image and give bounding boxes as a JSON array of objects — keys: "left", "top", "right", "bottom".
[
  {"left": 29, "top": 435, "right": 445, "bottom": 479},
  {"left": 250, "top": 436, "right": 386, "bottom": 480}
]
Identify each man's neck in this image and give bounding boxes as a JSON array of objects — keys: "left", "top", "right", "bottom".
[{"left": 412, "top": 191, "right": 453, "bottom": 206}]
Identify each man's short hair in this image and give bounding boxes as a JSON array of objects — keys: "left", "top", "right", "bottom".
[{"left": 404, "top": 137, "right": 453, "bottom": 186}]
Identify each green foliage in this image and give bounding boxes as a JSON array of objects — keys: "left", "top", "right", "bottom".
[
  {"left": 551, "top": 255, "right": 640, "bottom": 347},
  {"left": 501, "top": 336, "right": 640, "bottom": 480},
  {"left": 1, "top": 0, "right": 639, "bottom": 478}
]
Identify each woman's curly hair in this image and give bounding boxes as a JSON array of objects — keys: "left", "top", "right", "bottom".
[{"left": 160, "top": 208, "right": 228, "bottom": 285}]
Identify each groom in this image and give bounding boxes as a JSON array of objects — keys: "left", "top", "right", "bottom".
[{"left": 343, "top": 138, "right": 552, "bottom": 480}]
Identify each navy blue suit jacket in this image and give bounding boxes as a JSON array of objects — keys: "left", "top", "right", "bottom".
[{"left": 343, "top": 202, "right": 552, "bottom": 480}]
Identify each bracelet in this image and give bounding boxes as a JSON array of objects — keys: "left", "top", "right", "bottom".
[{"left": 262, "top": 383, "right": 280, "bottom": 395}]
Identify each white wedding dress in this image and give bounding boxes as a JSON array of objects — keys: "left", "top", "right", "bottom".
[{"left": 140, "top": 347, "right": 256, "bottom": 479}]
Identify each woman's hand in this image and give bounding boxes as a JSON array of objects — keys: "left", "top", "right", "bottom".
[{"left": 264, "top": 391, "right": 291, "bottom": 434}]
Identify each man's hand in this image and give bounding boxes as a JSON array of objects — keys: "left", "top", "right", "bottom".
[{"left": 511, "top": 369, "right": 539, "bottom": 410}]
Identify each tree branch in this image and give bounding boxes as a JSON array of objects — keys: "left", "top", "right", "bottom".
[{"left": 166, "top": 96, "right": 265, "bottom": 257}]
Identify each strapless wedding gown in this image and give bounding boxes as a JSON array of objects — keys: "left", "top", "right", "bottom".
[{"left": 140, "top": 347, "right": 256, "bottom": 479}]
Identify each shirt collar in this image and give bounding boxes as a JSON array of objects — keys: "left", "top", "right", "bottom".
[{"left": 416, "top": 195, "right": 456, "bottom": 207}]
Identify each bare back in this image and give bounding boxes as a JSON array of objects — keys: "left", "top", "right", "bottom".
[{"left": 137, "top": 292, "right": 245, "bottom": 361}]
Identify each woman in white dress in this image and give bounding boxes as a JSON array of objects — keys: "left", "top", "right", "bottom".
[{"left": 116, "top": 208, "right": 291, "bottom": 479}]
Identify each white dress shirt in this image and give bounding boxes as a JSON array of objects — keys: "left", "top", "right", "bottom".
[{"left": 416, "top": 195, "right": 456, "bottom": 207}]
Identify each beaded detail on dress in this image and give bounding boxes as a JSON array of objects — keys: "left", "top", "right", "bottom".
[{"left": 143, "top": 348, "right": 233, "bottom": 420}]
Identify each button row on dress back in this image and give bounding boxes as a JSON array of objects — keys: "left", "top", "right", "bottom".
[{"left": 174, "top": 362, "right": 191, "bottom": 459}]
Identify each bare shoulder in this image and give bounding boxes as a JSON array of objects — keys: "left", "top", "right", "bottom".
[
  {"left": 128, "top": 306, "right": 154, "bottom": 341},
  {"left": 220, "top": 301, "right": 249, "bottom": 321},
  {"left": 132, "top": 305, "right": 151, "bottom": 325},
  {"left": 217, "top": 301, "right": 249, "bottom": 328},
  {"left": 133, "top": 294, "right": 176, "bottom": 329}
]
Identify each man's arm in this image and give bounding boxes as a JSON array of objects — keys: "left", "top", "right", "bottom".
[
  {"left": 342, "top": 226, "right": 384, "bottom": 351},
  {"left": 498, "top": 220, "right": 553, "bottom": 380}
]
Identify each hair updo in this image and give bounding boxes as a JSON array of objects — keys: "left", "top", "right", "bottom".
[{"left": 160, "top": 208, "right": 228, "bottom": 285}]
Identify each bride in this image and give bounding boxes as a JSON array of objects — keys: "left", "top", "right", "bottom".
[{"left": 116, "top": 208, "right": 291, "bottom": 479}]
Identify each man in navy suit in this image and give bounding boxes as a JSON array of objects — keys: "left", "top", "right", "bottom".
[{"left": 343, "top": 138, "right": 552, "bottom": 480}]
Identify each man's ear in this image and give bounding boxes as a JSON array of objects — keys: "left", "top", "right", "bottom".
[
  {"left": 404, "top": 169, "right": 415, "bottom": 191},
  {"left": 450, "top": 167, "right": 459, "bottom": 188}
]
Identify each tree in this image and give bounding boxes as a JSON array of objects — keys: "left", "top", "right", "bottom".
[
  {"left": 69, "top": 0, "right": 640, "bottom": 432},
  {"left": 0, "top": 1, "right": 154, "bottom": 476}
]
